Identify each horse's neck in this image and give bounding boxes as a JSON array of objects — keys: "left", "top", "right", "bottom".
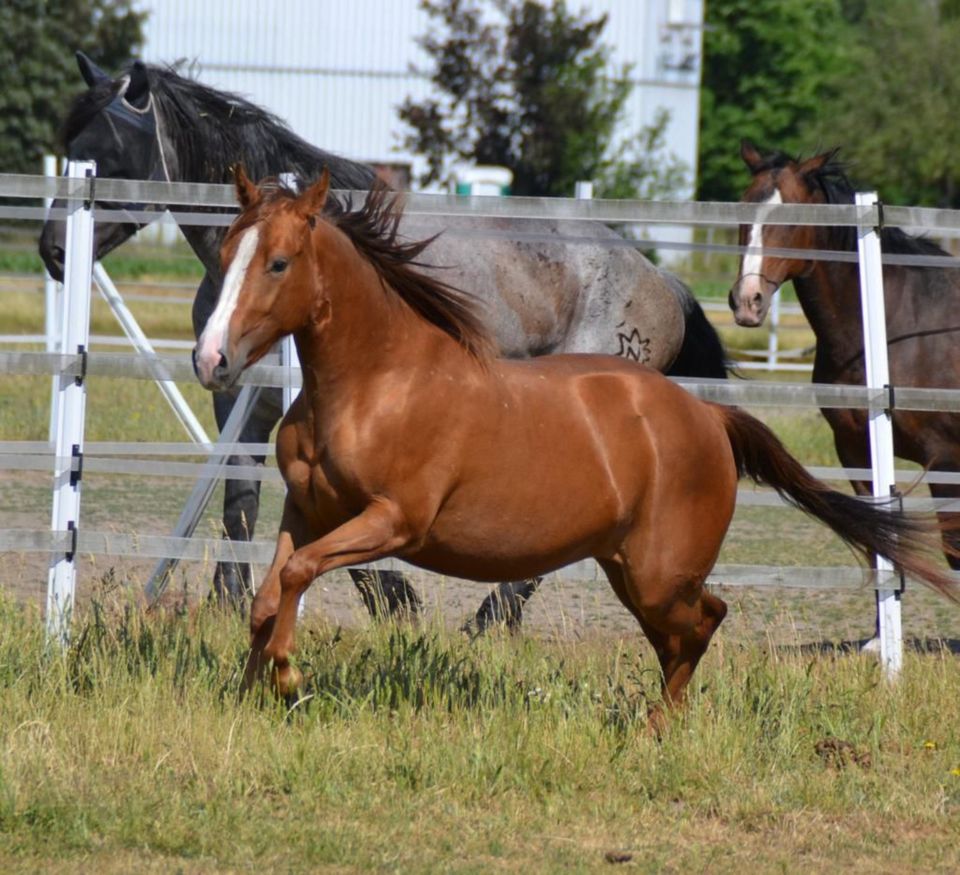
[
  {"left": 179, "top": 224, "right": 225, "bottom": 282},
  {"left": 794, "top": 258, "right": 864, "bottom": 378},
  {"left": 292, "top": 244, "right": 466, "bottom": 417}
]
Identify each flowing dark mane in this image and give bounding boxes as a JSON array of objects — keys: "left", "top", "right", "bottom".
[
  {"left": 327, "top": 185, "right": 496, "bottom": 361},
  {"left": 62, "top": 63, "right": 376, "bottom": 190},
  {"left": 760, "top": 149, "right": 949, "bottom": 258}
]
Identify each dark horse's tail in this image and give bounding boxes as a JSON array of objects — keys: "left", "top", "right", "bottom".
[
  {"left": 719, "top": 405, "right": 960, "bottom": 603},
  {"left": 660, "top": 272, "right": 729, "bottom": 379}
]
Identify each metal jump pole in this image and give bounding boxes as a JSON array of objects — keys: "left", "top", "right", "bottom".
[
  {"left": 855, "top": 191, "right": 902, "bottom": 678},
  {"left": 91, "top": 262, "right": 210, "bottom": 445},
  {"left": 46, "top": 160, "right": 96, "bottom": 646}
]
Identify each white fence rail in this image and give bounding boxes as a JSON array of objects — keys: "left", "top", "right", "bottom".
[{"left": 3, "top": 170, "right": 960, "bottom": 668}]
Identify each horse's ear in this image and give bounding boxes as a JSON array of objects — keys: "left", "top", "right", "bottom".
[
  {"left": 124, "top": 61, "right": 151, "bottom": 109},
  {"left": 76, "top": 51, "right": 111, "bottom": 87},
  {"left": 740, "top": 139, "right": 765, "bottom": 174},
  {"left": 798, "top": 148, "right": 840, "bottom": 180},
  {"left": 233, "top": 165, "right": 261, "bottom": 210},
  {"left": 299, "top": 168, "right": 331, "bottom": 221}
]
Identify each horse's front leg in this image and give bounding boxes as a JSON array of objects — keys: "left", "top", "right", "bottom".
[
  {"left": 242, "top": 496, "right": 312, "bottom": 694},
  {"left": 264, "top": 498, "right": 412, "bottom": 697}
]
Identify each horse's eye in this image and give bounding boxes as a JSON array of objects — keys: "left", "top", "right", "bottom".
[{"left": 269, "top": 257, "right": 288, "bottom": 274}]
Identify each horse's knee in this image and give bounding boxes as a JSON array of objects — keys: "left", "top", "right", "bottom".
[
  {"left": 250, "top": 601, "right": 274, "bottom": 638},
  {"left": 279, "top": 554, "right": 314, "bottom": 595},
  {"left": 635, "top": 582, "right": 724, "bottom": 642}
]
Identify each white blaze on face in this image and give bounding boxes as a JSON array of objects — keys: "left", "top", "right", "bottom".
[
  {"left": 196, "top": 226, "right": 259, "bottom": 380},
  {"left": 739, "top": 189, "right": 782, "bottom": 301}
]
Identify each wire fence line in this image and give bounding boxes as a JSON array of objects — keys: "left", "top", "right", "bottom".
[
  {"left": 4, "top": 171, "right": 960, "bottom": 230},
  {"left": 4, "top": 170, "right": 960, "bottom": 607}
]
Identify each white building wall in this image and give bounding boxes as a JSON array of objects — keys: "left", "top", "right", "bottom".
[{"left": 137, "top": 0, "right": 702, "bottom": 194}]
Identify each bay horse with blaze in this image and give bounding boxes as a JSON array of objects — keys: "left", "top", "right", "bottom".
[
  {"left": 730, "top": 141, "right": 960, "bottom": 573},
  {"left": 196, "top": 168, "right": 959, "bottom": 726}
]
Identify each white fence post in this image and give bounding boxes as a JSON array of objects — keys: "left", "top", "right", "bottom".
[
  {"left": 46, "top": 160, "right": 96, "bottom": 646},
  {"left": 279, "top": 172, "right": 305, "bottom": 615},
  {"left": 279, "top": 173, "right": 302, "bottom": 417},
  {"left": 44, "top": 154, "right": 62, "bottom": 444},
  {"left": 855, "top": 191, "right": 902, "bottom": 678}
]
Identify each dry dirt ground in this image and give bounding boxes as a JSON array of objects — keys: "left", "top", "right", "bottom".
[{"left": 5, "top": 470, "right": 960, "bottom": 652}]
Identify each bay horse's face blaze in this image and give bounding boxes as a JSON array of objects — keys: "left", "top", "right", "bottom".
[
  {"left": 193, "top": 167, "right": 330, "bottom": 391},
  {"left": 729, "top": 140, "right": 830, "bottom": 327}
]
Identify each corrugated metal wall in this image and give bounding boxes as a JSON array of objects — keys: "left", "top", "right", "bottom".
[{"left": 137, "top": 0, "right": 702, "bottom": 192}]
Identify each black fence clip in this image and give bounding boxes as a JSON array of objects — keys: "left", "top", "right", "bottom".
[
  {"left": 69, "top": 443, "right": 83, "bottom": 487},
  {"left": 75, "top": 344, "right": 88, "bottom": 386},
  {"left": 890, "top": 486, "right": 906, "bottom": 594},
  {"left": 875, "top": 200, "right": 885, "bottom": 234},
  {"left": 883, "top": 382, "right": 895, "bottom": 417},
  {"left": 66, "top": 520, "right": 78, "bottom": 561},
  {"left": 84, "top": 167, "right": 96, "bottom": 210}
]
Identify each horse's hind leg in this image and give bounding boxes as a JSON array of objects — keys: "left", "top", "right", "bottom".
[{"left": 601, "top": 540, "right": 728, "bottom": 733}]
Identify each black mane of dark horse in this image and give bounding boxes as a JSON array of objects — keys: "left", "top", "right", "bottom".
[
  {"left": 749, "top": 149, "right": 950, "bottom": 260},
  {"left": 62, "top": 65, "right": 377, "bottom": 192},
  {"left": 50, "top": 58, "right": 728, "bottom": 629}
]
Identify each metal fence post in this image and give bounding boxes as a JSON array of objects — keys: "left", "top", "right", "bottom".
[
  {"left": 855, "top": 191, "right": 902, "bottom": 678},
  {"left": 279, "top": 172, "right": 305, "bottom": 616},
  {"left": 46, "top": 160, "right": 96, "bottom": 646},
  {"left": 43, "top": 154, "right": 62, "bottom": 444}
]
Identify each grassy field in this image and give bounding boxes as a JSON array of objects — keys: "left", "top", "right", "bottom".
[
  {"left": 2, "top": 591, "right": 960, "bottom": 873},
  {"left": 4, "top": 249, "right": 960, "bottom": 871}
]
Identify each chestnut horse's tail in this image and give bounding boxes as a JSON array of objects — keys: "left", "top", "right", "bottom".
[{"left": 718, "top": 405, "right": 960, "bottom": 604}]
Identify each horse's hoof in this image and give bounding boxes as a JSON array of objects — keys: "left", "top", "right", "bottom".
[
  {"left": 645, "top": 706, "right": 668, "bottom": 739},
  {"left": 272, "top": 663, "right": 303, "bottom": 699}
]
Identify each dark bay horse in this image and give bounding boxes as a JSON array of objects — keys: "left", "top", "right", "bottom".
[
  {"left": 198, "top": 168, "right": 958, "bottom": 726},
  {"left": 729, "top": 141, "right": 960, "bottom": 574},
  {"left": 38, "top": 52, "right": 727, "bottom": 624}
]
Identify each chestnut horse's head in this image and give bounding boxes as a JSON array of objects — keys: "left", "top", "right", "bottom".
[
  {"left": 729, "top": 140, "right": 839, "bottom": 327},
  {"left": 193, "top": 166, "right": 330, "bottom": 390}
]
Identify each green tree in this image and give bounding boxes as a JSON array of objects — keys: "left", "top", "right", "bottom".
[
  {"left": 0, "top": 0, "right": 146, "bottom": 175},
  {"left": 815, "top": 0, "right": 960, "bottom": 206},
  {"left": 399, "top": 0, "right": 687, "bottom": 198},
  {"left": 698, "top": 0, "right": 852, "bottom": 202}
]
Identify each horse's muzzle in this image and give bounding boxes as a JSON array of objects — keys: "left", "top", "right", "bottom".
[
  {"left": 193, "top": 346, "right": 240, "bottom": 391},
  {"left": 728, "top": 279, "right": 769, "bottom": 327}
]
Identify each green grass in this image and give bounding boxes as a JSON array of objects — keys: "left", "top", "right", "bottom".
[
  {"left": 0, "top": 239, "right": 205, "bottom": 281},
  {"left": 1, "top": 591, "right": 960, "bottom": 873},
  {"left": 4, "top": 252, "right": 960, "bottom": 870}
]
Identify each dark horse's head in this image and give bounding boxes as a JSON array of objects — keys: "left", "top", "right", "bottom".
[
  {"left": 728, "top": 140, "right": 844, "bottom": 327},
  {"left": 39, "top": 52, "right": 174, "bottom": 281}
]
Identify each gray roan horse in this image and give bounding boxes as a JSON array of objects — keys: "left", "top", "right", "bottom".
[{"left": 39, "top": 53, "right": 727, "bottom": 629}]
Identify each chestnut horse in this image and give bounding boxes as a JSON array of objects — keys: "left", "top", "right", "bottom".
[
  {"left": 729, "top": 141, "right": 960, "bottom": 571},
  {"left": 196, "top": 169, "right": 958, "bottom": 724}
]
